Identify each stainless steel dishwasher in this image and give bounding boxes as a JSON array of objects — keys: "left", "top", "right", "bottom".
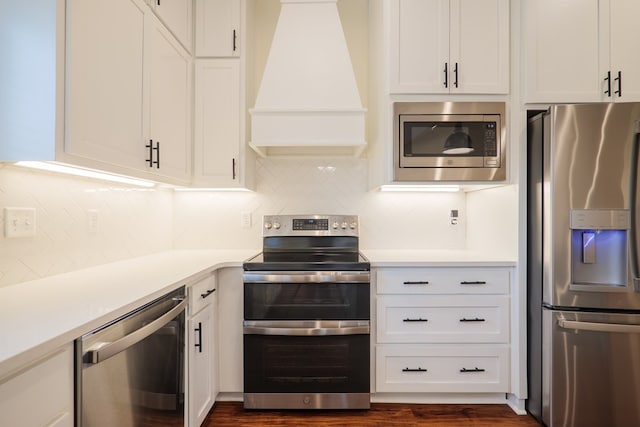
[{"left": 75, "top": 286, "right": 186, "bottom": 427}]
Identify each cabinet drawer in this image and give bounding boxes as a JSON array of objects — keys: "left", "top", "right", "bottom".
[
  {"left": 377, "top": 295, "right": 509, "bottom": 343},
  {"left": 376, "top": 268, "right": 510, "bottom": 295},
  {"left": 189, "top": 273, "right": 217, "bottom": 314},
  {"left": 376, "top": 345, "right": 509, "bottom": 393}
]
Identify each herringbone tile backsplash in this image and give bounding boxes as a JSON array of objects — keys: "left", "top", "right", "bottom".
[{"left": 1, "top": 157, "right": 517, "bottom": 288}]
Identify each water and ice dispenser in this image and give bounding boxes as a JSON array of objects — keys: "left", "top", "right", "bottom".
[{"left": 570, "top": 209, "right": 630, "bottom": 287}]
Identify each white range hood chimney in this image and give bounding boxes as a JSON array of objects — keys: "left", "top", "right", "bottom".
[{"left": 249, "top": 0, "right": 366, "bottom": 157}]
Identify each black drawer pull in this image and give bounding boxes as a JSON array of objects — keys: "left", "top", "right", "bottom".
[
  {"left": 403, "top": 281, "right": 429, "bottom": 285},
  {"left": 200, "top": 289, "right": 216, "bottom": 299},
  {"left": 460, "top": 367, "right": 485, "bottom": 373},
  {"left": 459, "top": 317, "right": 485, "bottom": 322},
  {"left": 403, "top": 318, "right": 428, "bottom": 322},
  {"left": 460, "top": 281, "right": 487, "bottom": 285},
  {"left": 403, "top": 367, "right": 427, "bottom": 372}
]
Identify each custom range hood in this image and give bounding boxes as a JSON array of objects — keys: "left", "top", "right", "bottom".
[{"left": 249, "top": 0, "right": 366, "bottom": 157}]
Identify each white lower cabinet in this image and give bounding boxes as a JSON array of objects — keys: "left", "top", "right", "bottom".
[
  {"left": 375, "top": 267, "right": 511, "bottom": 395},
  {"left": 0, "top": 344, "right": 74, "bottom": 427},
  {"left": 376, "top": 345, "right": 509, "bottom": 393},
  {"left": 188, "top": 273, "right": 218, "bottom": 427}
]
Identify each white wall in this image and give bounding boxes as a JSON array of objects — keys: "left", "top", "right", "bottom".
[{"left": 0, "top": 164, "right": 173, "bottom": 287}]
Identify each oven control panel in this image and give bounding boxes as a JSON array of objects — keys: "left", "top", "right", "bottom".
[{"left": 263, "top": 215, "right": 359, "bottom": 237}]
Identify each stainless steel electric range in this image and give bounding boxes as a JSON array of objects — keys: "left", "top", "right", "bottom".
[{"left": 242, "top": 214, "right": 371, "bottom": 410}]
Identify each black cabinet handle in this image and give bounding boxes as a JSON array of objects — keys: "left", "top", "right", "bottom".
[
  {"left": 443, "top": 62, "right": 448, "bottom": 88},
  {"left": 200, "top": 289, "right": 216, "bottom": 299},
  {"left": 454, "top": 62, "right": 459, "bottom": 88},
  {"left": 460, "top": 367, "right": 485, "bottom": 373},
  {"left": 604, "top": 70, "right": 612, "bottom": 96},
  {"left": 194, "top": 322, "right": 202, "bottom": 353},
  {"left": 146, "top": 140, "right": 154, "bottom": 167},
  {"left": 232, "top": 158, "right": 237, "bottom": 180},
  {"left": 402, "top": 367, "right": 427, "bottom": 372},
  {"left": 154, "top": 141, "right": 160, "bottom": 168},
  {"left": 614, "top": 70, "right": 622, "bottom": 97},
  {"left": 403, "top": 318, "right": 428, "bottom": 322},
  {"left": 403, "top": 281, "right": 429, "bottom": 285},
  {"left": 145, "top": 140, "right": 160, "bottom": 168},
  {"left": 233, "top": 29, "right": 237, "bottom": 52},
  {"left": 459, "top": 317, "right": 486, "bottom": 322},
  {"left": 460, "top": 281, "right": 486, "bottom": 285}
]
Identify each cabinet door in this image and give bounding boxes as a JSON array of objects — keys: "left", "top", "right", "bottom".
[
  {"left": 389, "top": 0, "right": 449, "bottom": 93},
  {"left": 524, "top": 0, "right": 603, "bottom": 103},
  {"left": 193, "top": 59, "right": 241, "bottom": 187},
  {"left": 450, "top": 0, "right": 509, "bottom": 94},
  {"left": 144, "top": 13, "right": 192, "bottom": 182},
  {"left": 189, "top": 304, "right": 215, "bottom": 427},
  {"left": 65, "top": 0, "right": 146, "bottom": 170},
  {"left": 151, "top": 0, "right": 193, "bottom": 52},
  {"left": 0, "top": 345, "right": 74, "bottom": 427},
  {"left": 608, "top": 0, "right": 640, "bottom": 101},
  {"left": 195, "top": 0, "right": 241, "bottom": 57}
]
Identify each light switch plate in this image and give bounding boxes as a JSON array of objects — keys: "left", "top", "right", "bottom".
[{"left": 4, "top": 207, "right": 37, "bottom": 238}]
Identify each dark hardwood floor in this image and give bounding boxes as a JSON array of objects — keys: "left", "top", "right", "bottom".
[{"left": 202, "top": 402, "right": 542, "bottom": 427}]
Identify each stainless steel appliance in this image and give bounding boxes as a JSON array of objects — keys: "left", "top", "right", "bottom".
[
  {"left": 75, "top": 287, "right": 186, "bottom": 427},
  {"left": 243, "top": 215, "right": 371, "bottom": 410},
  {"left": 393, "top": 101, "right": 506, "bottom": 181},
  {"left": 527, "top": 103, "right": 640, "bottom": 427}
]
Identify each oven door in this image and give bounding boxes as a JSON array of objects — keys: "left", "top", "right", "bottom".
[
  {"left": 243, "top": 271, "right": 370, "bottom": 320},
  {"left": 243, "top": 321, "right": 370, "bottom": 409}
]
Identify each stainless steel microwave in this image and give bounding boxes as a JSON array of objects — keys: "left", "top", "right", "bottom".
[{"left": 393, "top": 102, "right": 506, "bottom": 181}]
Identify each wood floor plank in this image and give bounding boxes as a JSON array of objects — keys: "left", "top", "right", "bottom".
[{"left": 203, "top": 402, "right": 541, "bottom": 426}]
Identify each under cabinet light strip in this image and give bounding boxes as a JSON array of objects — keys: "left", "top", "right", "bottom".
[
  {"left": 379, "top": 185, "right": 460, "bottom": 193},
  {"left": 15, "top": 161, "right": 156, "bottom": 188},
  {"left": 173, "top": 187, "right": 252, "bottom": 192}
]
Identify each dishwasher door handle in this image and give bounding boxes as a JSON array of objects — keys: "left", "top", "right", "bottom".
[
  {"left": 558, "top": 319, "right": 640, "bottom": 334},
  {"left": 84, "top": 299, "right": 187, "bottom": 364}
]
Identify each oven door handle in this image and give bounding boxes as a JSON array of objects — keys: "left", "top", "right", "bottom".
[
  {"left": 243, "top": 321, "right": 370, "bottom": 336},
  {"left": 243, "top": 271, "right": 370, "bottom": 284}
]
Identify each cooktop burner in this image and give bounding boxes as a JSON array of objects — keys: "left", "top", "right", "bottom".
[
  {"left": 243, "top": 251, "right": 370, "bottom": 271},
  {"left": 243, "top": 214, "right": 369, "bottom": 272}
]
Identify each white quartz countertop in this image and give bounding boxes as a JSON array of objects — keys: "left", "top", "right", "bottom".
[
  {"left": 0, "top": 249, "right": 256, "bottom": 380},
  {"left": 363, "top": 249, "right": 516, "bottom": 267},
  {"left": 0, "top": 248, "right": 516, "bottom": 380}
]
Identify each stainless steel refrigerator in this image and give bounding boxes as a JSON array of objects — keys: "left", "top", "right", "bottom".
[{"left": 527, "top": 103, "right": 640, "bottom": 427}]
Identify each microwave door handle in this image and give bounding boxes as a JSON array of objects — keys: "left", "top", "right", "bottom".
[{"left": 630, "top": 124, "right": 640, "bottom": 290}]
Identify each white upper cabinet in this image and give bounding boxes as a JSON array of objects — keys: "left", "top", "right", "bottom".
[
  {"left": 66, "top": 0, "right": 147, "bottom": 172},
  {"left": 193, "top": 59, "right": 243, "bottom": 187},
  {"left": 195, "top": 0, "right": 241, "bottom": 57},
  {"left": 144, "top": 12, "right": 192, "bottom": 182},
  {"left": 524, "top": 0, "right": 640, "bottom": 103},
  {"left": 147, "top": 0, "right": 193, "bottom": 52},
  {"left": 67, "top": 0, "right": 191, "bottom": 183},
  {"left": 390, "top": 0, "right": 509, "bottom": 94},
  {"left": 607, "top": 0, "right": 640, "bottom": 101}
]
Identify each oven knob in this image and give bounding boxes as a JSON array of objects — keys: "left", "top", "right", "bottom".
[
  {"left": 273, "top": 222, "right": 281, "bottom": 230},
  {"left": 350, "top": 222, "right": 357, "bottom": 230},
  {"left": 341, "top": 222, "right": 348, "bottom": 229},
  {"left": 332, "top": 222, "right": 339, "bottom": 229},
  {"left": 264, "top": 222, "right": 272, "bottom": 230}
]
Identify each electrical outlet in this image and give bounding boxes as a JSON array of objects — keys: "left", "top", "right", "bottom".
[
  {"left": 87, "top": 209, "right": 99, "bottom": 234},
  {"left": 4, "top": 207, "right": 36, "bottom": 238},
  {"left": 449, "top": 209, "right": 459, "bottom": 226},
  {"left": 241, "top": 211, "right": 252, "bottom": 229}
]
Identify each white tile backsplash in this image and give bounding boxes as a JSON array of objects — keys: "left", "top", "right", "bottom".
[
  {"left": 0, "top": 158, "right": 516, "bottom": 288},
  {"left": 173, "top": 158, "right": 469, "bottom": 251},
  {"left": 0, "top": 164, "right": 173, "bottom": 287}
]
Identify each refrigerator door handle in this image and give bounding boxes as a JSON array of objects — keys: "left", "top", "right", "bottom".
[
  {"left": 559, "top": 319, "right": 640, "bottom": 334},
  {"left": 630, "top": 125, "right": 640, "bottom": 289}
]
